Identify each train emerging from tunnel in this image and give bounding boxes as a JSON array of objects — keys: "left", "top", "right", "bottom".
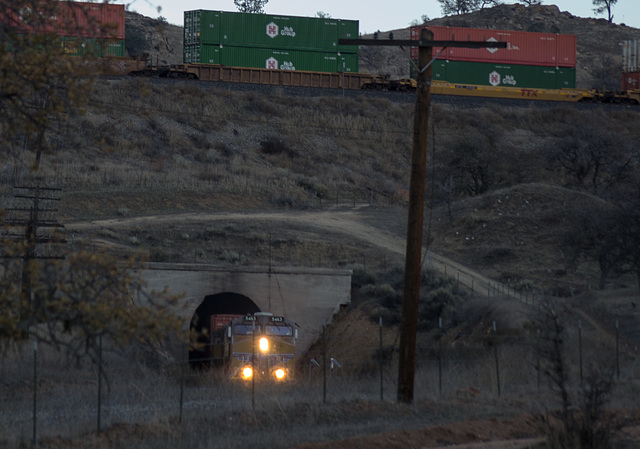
[
  {"left": 189, "top": 292, "right": 299, "bottom": 382},
  {"left": 209, "top": 312, "right": 298, "bottom": 381}
]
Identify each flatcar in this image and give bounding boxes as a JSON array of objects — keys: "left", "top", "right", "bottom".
[{"left": 108, "top": 58, "right": 640, "bottom": 105}]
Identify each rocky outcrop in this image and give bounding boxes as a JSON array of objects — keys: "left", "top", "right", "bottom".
[{"left": 125, "top": 11, "right": 182, "bottom": 65}]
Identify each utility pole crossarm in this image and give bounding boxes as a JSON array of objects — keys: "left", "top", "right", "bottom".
[{"left": 338, "top": 39, "right": 508, "bottom": 49}]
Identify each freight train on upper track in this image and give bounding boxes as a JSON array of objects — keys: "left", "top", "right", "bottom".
[
  {"left": 6, "top": 2, "right": 640, "bottom": 104},
  {"left": 102, "top": 7, "right": 640, "bottom": 106},
  {"left": 105, "top": 56, "right": 640, "bottom": 105}
]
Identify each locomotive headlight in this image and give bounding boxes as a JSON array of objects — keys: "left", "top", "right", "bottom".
[
  {"left": 259, "top": 337, "right": 269, "bottom": 352},
  {"left": 274, "top": 368, "right": 286, "bottom": 380},
  {"left": 242, "top": 366, "right": 253, "bottom": 379}
]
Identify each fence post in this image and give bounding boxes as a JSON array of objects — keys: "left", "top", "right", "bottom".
[
  {"left": 438, "top": 317, "right": 443, "bottom": 395},
  {"left": 97, "top": 334, "right": 103, "bottom": 434},
  {"left": 32, "top": 341, "right": 37, "bottom": 447},
  {"left": 322, "top": 319, "right": 327, "bottom": 404},
  {"left": 252, "top": 321, "right": 256, "bottom": 411},
  {"left": 578, "top": 320, "right": 583, "bottom": 386},
  {"left": 616, "top": 320, "right": 620, "bottom": 380},
  {"left": 179, "top": 348, "right": 185, "bottom": 424},
  {"left": 379, "top": 316, "right": 383, "bottom": 401},
  {"left": 536, "top": 328, "right": 541, "bottom": 390},
  {"left": 493, "top": 321, "right": 500, "bottom": 396}
]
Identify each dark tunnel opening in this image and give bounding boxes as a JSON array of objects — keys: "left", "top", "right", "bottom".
[{"left": 189, "top": 292, "right": 261, "bottom": 367}]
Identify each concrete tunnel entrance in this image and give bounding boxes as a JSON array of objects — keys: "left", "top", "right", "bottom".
[{"left": 189, "top": 292, "right": 261, "bottom": 367}]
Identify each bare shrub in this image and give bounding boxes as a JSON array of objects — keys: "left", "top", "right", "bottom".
[
  {"left": 536, "top": 301, "right": 622, "bottom": 449},
  {"left": 260, "top": 136, "right": 297, "bottom": 157}
]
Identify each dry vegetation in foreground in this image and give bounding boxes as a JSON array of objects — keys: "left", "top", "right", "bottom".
[{"left": 2, "top": 285, "right": 640, "bottom": 449}]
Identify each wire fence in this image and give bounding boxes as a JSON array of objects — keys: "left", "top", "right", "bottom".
[
  {"left": 313, "top": 188, "right": 408, "bottom": 208},
  {"left": 2, "top": 311, "right": 638, "bottom": 447}
]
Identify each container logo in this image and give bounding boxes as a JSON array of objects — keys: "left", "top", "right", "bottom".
[
  {"left": 266, "top": 22, "right": 279, "bottom": 39},
  {"left": 489, "top": 71, "right": 501, "bottom": 86},
  {"left": 486, "top": 37, "right": 499, "bottom": 54},
  {"left": 489, "top": 71, "right": 517, "bottom": 86},
  {"left": 266, "top": 56, "right": 278, "bottom": 69},
  {"left": 281, "top": 26, "right": 296, "bottom": 37},
  {"left": 503, "top": 75, "right": 516, "bottom": 86},
  {"left": 266, "top": 57, "right": 295, "bottom": 70}
]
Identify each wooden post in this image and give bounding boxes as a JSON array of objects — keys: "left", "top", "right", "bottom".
[
  {"left": 379, "top": 316, "right": 384, "bottom": 401},
  {"left": 397, "top": 28, "right": 433, "bottom": 404}
]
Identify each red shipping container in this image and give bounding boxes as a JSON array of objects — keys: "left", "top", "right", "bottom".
[
  {"left": 1, "top": 1, "right": 124, "bottom": 39},
  {"left": 622, "top": 72, "right": 640, "bottom": 90},
  {"left": 100, "top": 3, "right": 125, "bottom": 40},
  {"left": 210, "top": 314, "right": 243, "bottom": 332},
  {"left": 410, "top": 25, "right": 576, "bottom": 68}
]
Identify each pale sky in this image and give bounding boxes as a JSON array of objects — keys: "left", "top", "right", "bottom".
[{"left": 118, "top": 0, "right": 639, "bottom": 34}]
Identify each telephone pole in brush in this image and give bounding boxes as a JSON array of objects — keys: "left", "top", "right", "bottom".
[{"left": 339, "top": 31, "right": 506, "bottom": 404}]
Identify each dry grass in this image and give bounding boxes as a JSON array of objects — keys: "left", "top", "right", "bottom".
[{"left": 2, "top": 302, "right": 638, "bottom": 449}]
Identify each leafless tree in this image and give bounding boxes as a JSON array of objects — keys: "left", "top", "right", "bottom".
[
  {"left": 563, "top": 204, "right": 632, "bottom": 290},
  {"left": 552, "top": 117, "right": 636, "bottom": 192},
  {"left": 592, "top": 0, "right": 617, "bottom": 22},
  {"left": 535, "top": 301, "right": 619, "bottom": 449},
  {"left": 233, "top": 0, "right": 268, "bottom": 14},
  {"left": 437, "top": 0, "right": 502, "bottom": 15}
]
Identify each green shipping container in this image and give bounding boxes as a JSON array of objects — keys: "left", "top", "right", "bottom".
[
  {"left": 184, "top": 10, "right": 220, "bottom": 45},
  {"left": 184, "top": 44, "right": 221, "bottom": 64},
  {"left": 337, "top": 19, "right": 359, "bottom": 54},
  {"left": 184, "top": 44, "right": 359, "bottom": 73},
  {"left": 184, "top": 10, "right": 359, "bottom": 54},
  {"left": 411, "top": 59, "right": 575, "bottom": 89},
  {"left": 58, "top": 36, "right": 125, "bottom": 57}
]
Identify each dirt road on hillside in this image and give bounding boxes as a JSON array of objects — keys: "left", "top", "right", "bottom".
[{"left": 67, "top": 209, "right": 498, "bottom": 297}]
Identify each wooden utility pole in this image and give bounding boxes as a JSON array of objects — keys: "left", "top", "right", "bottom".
[
  {"left": 397, "top": 27, "right": 433, "bottom": 403},
  {"left": 339, "top": 33, "right": 506, "bottom": 404},
  {"left": 2, "top": 185, "right": 65, "bottom": 311}
]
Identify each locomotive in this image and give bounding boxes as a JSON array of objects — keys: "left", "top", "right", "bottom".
[{"left": 205, "top": 312, "right": 298, "bottom": 381}]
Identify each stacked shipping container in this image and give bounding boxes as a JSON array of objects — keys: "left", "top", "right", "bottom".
[
  {"left": 410, "top": 25, "right": 577, "bottom": 89},
  {"left": 411, "top": 60, "right": 576, "bottom": 90},
  {"left": 2, "top": 1, "right": 125, "bottom": 56},
  {"left": 183, "top": 10, "right": 359, "bottom": 73},
  {"left": 623, "top": 40, "right": 640, "bottom": 90}
]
